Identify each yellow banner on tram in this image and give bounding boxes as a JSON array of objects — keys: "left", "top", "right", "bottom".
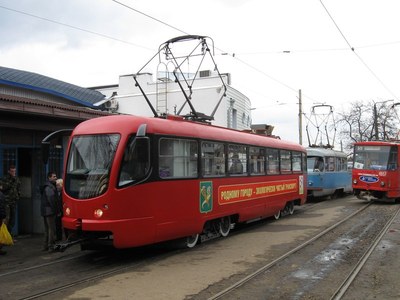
[{"left": 218, "top": 179, "right": 298, "bottom": 205}]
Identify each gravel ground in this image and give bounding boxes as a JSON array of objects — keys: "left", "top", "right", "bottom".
[
  {"left": 342, "top": 208, "right": 400, "bottom": 299},
  {"left": 3, "top": 196, "right": 400, "bottom": 300},
  {"left": 55, "top": 196, "right": 364, "bottom": 299}
]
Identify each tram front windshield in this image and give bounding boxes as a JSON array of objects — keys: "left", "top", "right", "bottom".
[
  {"left": 353, "top": 145, "right": 397, "bottom": 171},
  {"left": 307, "top": 156, "right": 324, "bottom": 172},
  {"left": 65, "top": 134, "right": 120, "bottom": 199}
]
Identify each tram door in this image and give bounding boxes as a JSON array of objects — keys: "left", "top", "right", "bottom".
[
  {"left": 32, "top": 145, "right": 63, "bottom": 234},
  {"left": 17, "top": 148, "right": 34, "bottom": 234}
]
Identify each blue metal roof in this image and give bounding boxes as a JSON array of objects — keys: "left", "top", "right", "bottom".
[{"left": 0, "top": 66, "right": 105, "bottom": 107}]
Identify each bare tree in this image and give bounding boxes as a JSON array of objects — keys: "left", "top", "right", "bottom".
[{"left": 337, "top": 100, "right": 399, "bottom": 152}]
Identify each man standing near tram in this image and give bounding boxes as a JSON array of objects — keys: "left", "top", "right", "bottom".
[{"left": 2, "top": 165, "right": 21, "bottom": 239}]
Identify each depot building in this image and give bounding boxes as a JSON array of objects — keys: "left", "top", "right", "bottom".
[{"left": 0, "top": 66, "right": 110, "bottom": 235}]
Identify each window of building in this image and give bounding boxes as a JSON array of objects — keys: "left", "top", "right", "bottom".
[{"left": 232, "top": 109, "right": 237, "bottom": 129}]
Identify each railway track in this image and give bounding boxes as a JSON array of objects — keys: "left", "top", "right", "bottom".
[
  {"left": 204, "top": 202, "right": 400, "bottom": 300},
  {"left": 0, "top": 252, "right": 86, "bottom": 278},
  {"left": 331, "top": 205, "right": 400, "bottom": 299},
  {"left": 0, "top": 197, "right": 378, "bottom": 300},
  {"left": 0, "top": 243, "right": 180, "bottom": 300}
]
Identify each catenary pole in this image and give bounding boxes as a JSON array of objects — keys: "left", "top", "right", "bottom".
[{"left": 298, "top": 89, "right": 303, "bottom": 145}]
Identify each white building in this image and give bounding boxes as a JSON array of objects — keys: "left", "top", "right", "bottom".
[{"left": 93, "top": 70, "right": 252, "bottom": 131}]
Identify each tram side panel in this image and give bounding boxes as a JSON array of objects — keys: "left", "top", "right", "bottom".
[
  {"left": 61, "top": 115, "right": 307, "bottom": 249},
  {"left": 308, "top": 171, "right": 352, "bottom": 198},
  {"left": 63, "top": 162, "right": 307, "bottom": 248},
  {"left": 109, "top": 175, "right": 306, "bottom": 248},
  {"left": 307, "top": 148, "right": 352, "bottom": 199}
]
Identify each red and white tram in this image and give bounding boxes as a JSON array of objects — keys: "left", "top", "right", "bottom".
[
  {"left": 60, "top": 114, "right": 307, "bottom": 249},
  {"left": 352, "top": 140, "right": 400, "bottom": 202}
]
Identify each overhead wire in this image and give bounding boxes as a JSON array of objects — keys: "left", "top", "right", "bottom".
[
  {"left": 112, "top": 0, "right": 188, "bottom": 35},
  {"left": 233, "top": 38, "right": 400, "bottom": 55},
  {"left": 111, "top": 0, "right": 317, "bottom": 104},
  {"left": 319, "top": 0, "right": 399, "bottom": 101},
  {"left": 234, "top": 47, "right": 349, "bottom": 55},
  {"left": 0, "top": 4, "right": 154, "bottom": 51},
  {"left": 0, "top": 1, "right": 332, "bottom": 106},
  {"left": 2, "top": 1, "right": 397, "bottom": 106},
  {"left": 319, "top": 0, "right": 354, "bottom": 52}
]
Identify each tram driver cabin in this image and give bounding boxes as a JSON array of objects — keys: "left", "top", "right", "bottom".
[{"left": 352, "top": 140, "right": 400, "bottom": 202}]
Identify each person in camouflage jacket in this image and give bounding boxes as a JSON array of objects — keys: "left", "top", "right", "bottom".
[
  {"left": 0, "top": 182, "right": 6, "bottom": 254},
  {"left": 2, "top": 165, "right": 21, "bottom": 235}
]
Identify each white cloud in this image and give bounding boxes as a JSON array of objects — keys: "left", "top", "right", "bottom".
[{"left": 1, "top": 0, "right": 400, "bottom": 143}]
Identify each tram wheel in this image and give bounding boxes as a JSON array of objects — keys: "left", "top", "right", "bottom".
[
  {"left": 219, "top": 216, "right": 231, "bottom": 237},
  {"left": 186, "top": 234, "right": 200, "bottom": 248},
  {"left": 288, "top": 201, "right": 295, "bottom": 215},
  {"left": 330, "top": 190, "right": 340, "bottom": 199},
  {"left": 274, "top": 210, "right": 281, "bottom": 220}
]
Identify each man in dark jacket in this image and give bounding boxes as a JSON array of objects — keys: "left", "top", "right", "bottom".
[
  {"left": 0, "top": 182, "right": 7, "bottom": 255},
  {"left": 41, "top": 171, "right": 59, "bottom": 252}
]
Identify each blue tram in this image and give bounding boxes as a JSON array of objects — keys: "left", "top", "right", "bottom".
[{"left": 306, "top": 147, "right": 352, "bottom": 198}]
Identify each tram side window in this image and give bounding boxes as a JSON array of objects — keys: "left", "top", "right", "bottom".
[
  {"left": 336, "top": 157, "right": 340, "bottom": 171},
  {"left": 201, "top": 142, "right": 226, "bottom": 176},
  {"left": 249, "top": 147, "right": 265, "bottom": 175},
  {"left": 228, "top": 144, "right": 247, "bottom": 175},
  {"left": 388, "top": 147, "right": 398, "bottom": 170},
  {"left": 336, "top": 157, "right": 347, "bottom": 172},
  {"left": 118, "top": 135, "right": 150, "bottom": 187},
  {"left": 315, "top": 157, "right": 324, "bottom": 172},
  {"left": 280, "top": 150, "right": 292, "bottom": 174},
  {"left": 159, "top": 138, "right": 198, "bottom": 178},
  {"left": 292, "top": 151, "right": 302, "bottom": 172},
  {"left": 302, "top": 152, "right": 307, "bottom": 172},
  {"left": 266, "top": 148, "right": 279, "bottom": 174},
  {"left": 326, "top": 157, "right": 335, "bottom": 171}
]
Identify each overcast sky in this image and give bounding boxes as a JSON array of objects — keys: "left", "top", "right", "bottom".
[{"left": 1, "top": 0, "right": 399, "bottom": 145}]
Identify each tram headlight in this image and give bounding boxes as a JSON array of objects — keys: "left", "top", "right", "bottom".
[
  {"left": 380, "top": 181, "right": 385, "bottom": 187},
  {"left": 94, "top": 209, "right": 104, "bottom": 218},
  {"left": 353, "top": 179, "right": 358, "bottom": 184},
  {"left": 65, "top": 207, "right": 71, "bottom": 216}
]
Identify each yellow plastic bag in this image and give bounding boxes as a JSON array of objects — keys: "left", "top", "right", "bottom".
[{"left": 0, "top": 223, "right": 13, "bottom": 246}]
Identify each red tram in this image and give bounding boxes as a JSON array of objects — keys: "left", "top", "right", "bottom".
[
  {"left": 352, "top": 140, "right": 400, "bottom": 202},
  {"left": 61, "top": 114, "right": 307, "bottom": 249}
]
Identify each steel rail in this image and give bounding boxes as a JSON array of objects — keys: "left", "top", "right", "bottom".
[
  {"left": 0, "top": 252, "right": 86, "bottom": 278},
  {"left": 208, "top": 202, "right": 372, "bottom": 300},
  {"left": 330, "top": 205, "right": 400, "bottom": 300},
  {"left": 7, "top": 199, "right": 349, "bottom": 299}
]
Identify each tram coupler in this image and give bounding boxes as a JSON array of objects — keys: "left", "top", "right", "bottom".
[
  {"left": 355, "top": 191, "right": 374, "bottom": 202},
  {"left": 53, "top": 238, "right": 88, "bottom": 252}
]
